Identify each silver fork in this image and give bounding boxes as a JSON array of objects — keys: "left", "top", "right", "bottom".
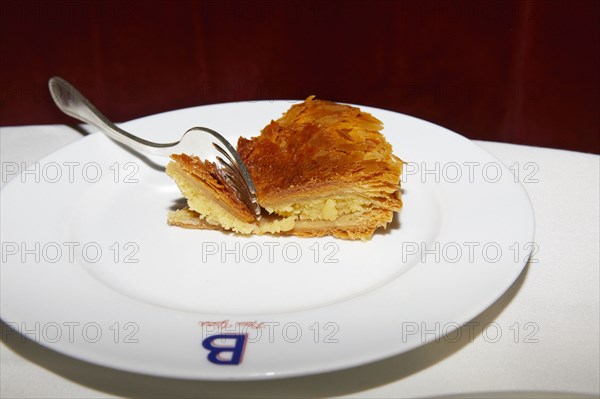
[{"left": 48, "top": 76, "right": 261, "bottom": 220}]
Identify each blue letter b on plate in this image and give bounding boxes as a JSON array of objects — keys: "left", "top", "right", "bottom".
[{"left": 202, "top": 334, "right": 247, "bottom": 365}]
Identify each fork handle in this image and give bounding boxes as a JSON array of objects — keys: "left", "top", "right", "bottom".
[{"left": 48, "top": 77, "right": 172, "bottom": 156}]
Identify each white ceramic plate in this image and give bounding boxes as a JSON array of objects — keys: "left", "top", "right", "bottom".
[{"left": 0, "top": 101, "right": 534, "bottom": 379}]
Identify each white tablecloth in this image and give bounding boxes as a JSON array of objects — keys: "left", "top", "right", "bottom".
[{"left": 1, "top": 125, "right": 599, "bottom": 398}]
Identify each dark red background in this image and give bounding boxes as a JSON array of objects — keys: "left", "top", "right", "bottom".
[{"left": 1, "top": 0, "right": 599, "bottom": 153}]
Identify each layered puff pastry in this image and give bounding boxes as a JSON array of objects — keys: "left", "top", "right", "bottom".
[{"left": 166, "top": 96, "right": 403, "bottom": 240}]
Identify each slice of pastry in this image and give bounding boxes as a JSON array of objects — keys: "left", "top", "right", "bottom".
[{"left": 166, "top": 96, "right": 403, "bottom": 240}]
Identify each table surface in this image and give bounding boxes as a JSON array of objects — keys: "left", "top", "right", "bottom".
[{"left": 1, "top": 125, "right": 599, "bottom": 399}]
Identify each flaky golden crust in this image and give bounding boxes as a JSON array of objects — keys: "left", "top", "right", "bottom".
[{"left": 238, "top": 96, "right": 403, "bottom": 208}]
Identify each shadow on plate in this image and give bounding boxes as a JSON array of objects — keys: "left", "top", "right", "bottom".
[{"left": 70, "top": 124, "right": 166, "bottom": 172}]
